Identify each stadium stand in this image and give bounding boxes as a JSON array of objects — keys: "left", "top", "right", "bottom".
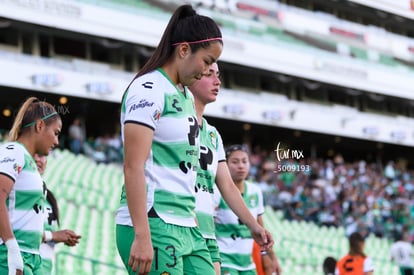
[
  {"left": 263, "top": 206, "right": 400, "bottom": 274},
  {"left": 2, "top": 0, "right": 414, "bottom": 274},
  {"left": 36, "top": 146, "right": 409, "bottom": 275},
  {"left": 42, "top": 149, "right": 125, "bottom": 274}
]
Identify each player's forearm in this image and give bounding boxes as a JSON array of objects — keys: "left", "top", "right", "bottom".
[
  {"left": 124, "top": 167, "right": 151, "bottom": 237},
  {"left": 218, "top": 179, "right": 257, "bottom": 228},
  {"left": 0, "top": 202, "right": 14, "bottom": 242}
]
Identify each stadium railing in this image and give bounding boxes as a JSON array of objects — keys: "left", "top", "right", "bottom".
[{"left": 55, "top": 251, "right": 125, "bottom": 275}]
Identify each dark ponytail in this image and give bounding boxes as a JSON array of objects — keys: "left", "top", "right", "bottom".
[
  {"left": 46, "top": 187, "right": 60, "bottom": 226},
  {"left": 136, "top": 4, "right": 222, "bottom": 78}
]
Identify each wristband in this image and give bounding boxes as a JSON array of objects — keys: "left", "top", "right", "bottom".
[
  {"left": 44, "top": 231, "right": 53, "bottom": 242},
  {"left": 5, "top": 238, "right": 23, "bottom": 274},
  {"left": 5, "top": 238, "right": 19, "bottom": 252}
]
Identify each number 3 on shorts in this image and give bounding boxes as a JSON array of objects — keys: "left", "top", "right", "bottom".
[{"left": 153, "top": 245, "right": 177, "bottom": 270}]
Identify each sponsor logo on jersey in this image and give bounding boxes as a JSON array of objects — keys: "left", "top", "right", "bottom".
[
  {"left": 0, "top": 157, "right": 15, "bottom": 163},
  {"left": 129, "top": 99, "right": 155, "bottom": 112},
  {"left": 33, "top": 203, "right": 43, "bottom": 214},
  {"left": 194, "top": 183, "right": 213, "bottom": 194},
  {"left": 179, "top": 161, "right": 193, "bottom": 174},
  {"left": 171, "top": 99, "right": 182, "bottom": 112},
  {"left": 142, "top": 81, "right": 154, "bottom": 89},
  {"left": 160, "top": 272, "right": 170, "bottom": 275},
  {"left": 6, "top": 144, "right": 14, "bottom": 150},
  {"left": 199, "top": 146, "right": 213, "bottom": 170}
]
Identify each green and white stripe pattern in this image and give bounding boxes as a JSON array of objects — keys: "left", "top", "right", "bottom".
[
  {"left": 117, "top": 68, "right": 200, "bottom": 227},
  {"left": 215, "top": 181, "right": 264, "bottom": 271},
  {"left": 0, "top": 142, "right": 45, "bottom": 254},
  {"left": 40, "top": 198, "right": 58, "bottom": 267},
  {"left": 195, "top": 118, "right": 225, "bottom": 239}
]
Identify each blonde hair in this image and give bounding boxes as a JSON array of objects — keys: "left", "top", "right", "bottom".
[{"left": 9, "top": 97, "right": 59, "bottom": 141}]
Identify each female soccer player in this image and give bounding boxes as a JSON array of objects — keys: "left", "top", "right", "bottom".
[
  {"left": 116, "top": 4, "right": 223, "bottom": 275},
  {"left": 215, "top": 145, "right": 281, "bottom": 275},
  {"left": 189, "top": 63, "right": 275, "bottom": 274},
  {"left": 336, "top": 232, "right": 374, "bottom": 275},
  {"left": 34, "top": 154, "right": 81, "bottom": 275},
  {"left": 0, "top": 97, "right": 61, "bottom": 275}
]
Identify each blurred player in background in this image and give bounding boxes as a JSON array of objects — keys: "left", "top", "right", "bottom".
[
  {"left": 34, "top": 153, "right": 81, "bottom": 275},
  {"left": 0, "top": 97, "right": 61, "bottom": 275},
  {"left": 116, "top": 4, "right": 223, "bottom": 275},
  {"left": 390, "top": 231, "right": 414, "bottom": 275},
  {"left": 336, "top": 232, "right": 374, "bottom": 275},
  {"left": 189, "top": 62, "right": 274, "bottom": 274},
  {"left": 215, "top": 144, "right": 282, "bottom": 275}
]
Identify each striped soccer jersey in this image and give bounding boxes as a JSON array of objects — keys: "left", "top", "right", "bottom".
[
  {"left": 215, "top": 181, "right": 264, "bottom": 271},
  {"left": 116, "top": 68, "right": 200, "bottom": 227},
  {"left": 195, "top": 118, "right": 225, "bottom": 239},
  {"left": 40, "top": 198, "right": 58, "bottom": 262},
  {"left": 0, "top": 142, "right": 45, "bottom": 254}
]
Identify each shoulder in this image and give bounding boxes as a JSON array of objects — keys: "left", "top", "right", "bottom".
[
  {"left": 0, "top": 142, "right": 24, "bottom": 156},
  {"left": 202, "top": 118, "right": 219, "bottom": 133},
  {"left": 130, "top": 70, "right": 165, "bottom": 91},
  {"left": 246, "top": 181, "right": 262, "bottom": 192}
]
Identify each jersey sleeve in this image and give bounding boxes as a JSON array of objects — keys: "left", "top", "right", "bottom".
[
  {"left": 257, "top": 185, "right": 265, "bottom": 216},
  {"left": 123, "top": 77, "right": 164, "bottom": 130},
  {"left": 213, "top": 185, "right": 222, "bottom": 212},
  {"left": 364, "top": 257, "right": 374, "bottom": 272},
  {"left": 216, "top": 130, "right": 226, "bottom": 163},
  {"left": 0, "top": 143, "right": 24, "bottom": 182}
]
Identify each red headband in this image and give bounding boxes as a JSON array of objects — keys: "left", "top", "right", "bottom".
[{"left": 172, "top": 37, "right": 222, "bottom": 46}]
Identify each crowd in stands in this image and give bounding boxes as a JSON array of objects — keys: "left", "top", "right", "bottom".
[
  {"left": 0, "top": 119, "right": 123, "bottom": 165},
  {"left": 1, "top": 125, "right": 412, "bottom": 243},
  {"left": 246, "top": 144, "right": 414, "bottom": 243}
]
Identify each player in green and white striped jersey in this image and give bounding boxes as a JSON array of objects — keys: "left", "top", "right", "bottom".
[
  {"left": 115, "top": 5, "right": 223, "bottom": 275},
  {"left": 215, "top": 145, "right": 282, "bottom": 275},
  {"left": 189, "top": 63, "right": 275, "bottom": 275},
  {"left": 34, "top": 154, "right": 80, "bottom": 275},
  {"left": 0, "top": 97, "right": 61, "bottom": 275}
]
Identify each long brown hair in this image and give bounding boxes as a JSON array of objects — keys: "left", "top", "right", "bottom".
[
  {"left": 348, "top": 232, "right": 366, "bottom": 257},
  {"left": 8, "top": 97, "right": 60, "bottom": 141}
]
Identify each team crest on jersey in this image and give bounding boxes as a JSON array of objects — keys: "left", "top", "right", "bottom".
[
  {"left": 209, "top": 131, "right": 217, "bottom": 149},
  {"left": 153, "top": 109, "right": 161, "bottom": 121},
  {"left": 249, "top": 195, "right": 256, "bottom": 207},
  {"left": 13, "top": 163, "right": 22, "bottom": 174}
]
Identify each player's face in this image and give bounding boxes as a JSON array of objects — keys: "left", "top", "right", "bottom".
[
  {"left": 34, "top": 153, "right": 47, "bottom": 175},
  {"left": 227, "top": 150, "right": 250, "bottom": 183},
  {"left": 180, "top": 42, "right": 222, "bottom": 87},
  {"left": 37, "top": 118, "right": 62, "bottom": 156},
  {"left": 190, "top": 63, "right": 221, "bottom": 105}
]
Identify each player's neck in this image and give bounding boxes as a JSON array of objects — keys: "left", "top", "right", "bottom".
[{"left": 235, "top": 181, "right": 244, "bottom": 194}]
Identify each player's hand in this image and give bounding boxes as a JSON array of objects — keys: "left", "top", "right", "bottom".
[
  {"left": 52, "top": 229, "right": 81, "bottom": 246},
  {"left": 250, "top": 224, "right": 274, "bottom": 250},
  {"left": 128, "top": 234, "right": 153, "bottom": 274},
  {"left": 5, "top": 238, "right": 23, "bottom": 275}
]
